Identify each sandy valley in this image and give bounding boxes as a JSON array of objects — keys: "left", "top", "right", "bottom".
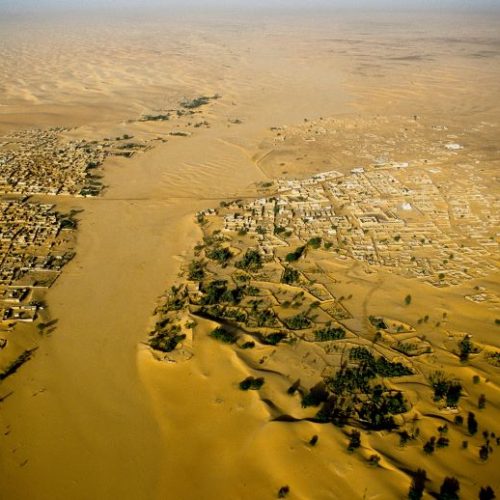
[{"left": 0, "top": 8, "right": 499, "bottom": 500}]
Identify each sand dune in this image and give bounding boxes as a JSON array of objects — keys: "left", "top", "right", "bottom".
[{"left": 0, "top": 8, "right": 499, "bottom": 500}]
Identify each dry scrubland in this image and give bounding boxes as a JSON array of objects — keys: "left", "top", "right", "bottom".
[{"left": 0, "top": 10, "right": 499, "bottom": 500}]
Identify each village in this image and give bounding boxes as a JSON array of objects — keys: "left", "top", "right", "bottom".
[
  {"left": 217, "top": 160, "right": 498, "bottom": 287},
  {"left": 0, "top": 199, "right": 75, "bottom": 335}
]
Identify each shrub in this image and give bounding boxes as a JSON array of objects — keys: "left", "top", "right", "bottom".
[
  {"left": 278, "top": 486, "right": 290, "bottom": 498},
  {"left": 348, "top": 430, "right": 361, "bottom": 451},
  {"left": 210, "top": 327, "right": 237, "bottom": 344},
  {"left": 240, "top": 341, "right": 255, "bottom": 349},
  {"left": 206, "top": 246, "right": 233, "bottom": 265},
  {"left": 236, "top": 249, "right": 263, "bottom": 271},
  {"left": 479, "top": 445, "right": 489, "bottom": 461},
  {"left": 408, "top": 468, "right": 427, "bottom": 500},
  {"left": 314, "top": 326, "right": 346, "bottom": 342},
  {"left": 188, "top": 260, "right": 205, "bottom": 280},
  {"left": 285, "top": 245, "right": 306, "bottom": 262},
  {"left": 423, "top": 437, "right": 436, "bottom": 454},
  {"left": 281, "top": 266, "right": 300, "bottom": 284},
  {"left": 438, "top": 477, "right": 460, "bottom": 500},
  {"left": 308, "top": 236, "right": 322, "bottom": 249},
  {"left": 262, "top": 332, "right": 287, "bottom": 346},
  {"left": 468, "top": 412, "right": 478, "bottom": 435},
  {"left": 309, "top": 435, "right": 319, "bottom": 446},
  {"left": 284, "top": 313, "right": 311, "bottom": 330},
  {"left": 479, "top": 486, "right": 496, "bottom": 500},
  {"left": 239, "top": 376, "right": 264, "bottom": 391}
]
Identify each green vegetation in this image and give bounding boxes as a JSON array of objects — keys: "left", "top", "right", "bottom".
[
  {"left": 404, "top": 294, "right": 412, "bottom": 305},
  {"left": 285, "top": 245, "right": 306, "bottom": 262},
  {"left": 239, "top": 376, "right": 265, "bottom": 390},
  {"left": 314, "top": 325, "right": 346, "bottom": 342},
  {"left": 149, "top": 325, "right": 186, "bottom": 353},
  {"left": 423, "top": 437, "right": 436, "bottom": 454},
  {"left": 438, "top": 477, "right": 460, "bottom": 500},
  {"left": 309, "top": 435, "right": 319, "bottom": 446},
  {"left": 240, "top": 341, "right": 255, "bottom": 349},
  {"left": 368, "top": 316, "right": 387, "bottom": 330},
  {"left": 308, "top": 236, "right": 322, "bottom": 249},
  {"left": 206, "top": 246, "right": 233, "bottom": 266},
  {"left": 141, "top": 113, "right": 170, "bottom": 122},
  {"left": 262, "top": 332, "right": 287, "bottom": 346},
  {"left": 479, "top": 486, "right": 496, "bottom": 500},
  {"left": 302, "top": 384, "right": 329, "bottom": 408},
  {"left": 181, "top": 95, "right": 218, "bottom": 109},
  {"left": 349, "top": 347, "right": 413, "bottom": 377},
  {"left": 284, "top": 312, "right": 312, "bottom": 330},
  {"left": 467, "top": 412, "right": 478, "bottom": 435},
  {"left": 458, "top": 335, "right": 476, "bottom": 362},
  {"left": 478, "top": 393, "right": 486, "bottom": 409},
  {"left": 429, "top": 371, "right": 462, "bottom": 407},
  {"left": 408, "top": 468, "right": 427, "bottom": 500},
  {"left": 188, "top": 259, "right": 205, "bottom": 281},
  {"left": 235, "top": 248, "right": 263, "bottom": 271},
  {"left": 347, "top": 430, "right": 361, "bottom": 451},
  {"left": 278, "top": 486, "right": 290, "bottom": 498},
  {"left": 318, "top": 354, "right": 409, "bottom": 430},
  {"left": 210, "top": 326, "right": 237, "bottom": 344},
  {"left": 281, "top": 266, "right": 300, "bottom": 284}
]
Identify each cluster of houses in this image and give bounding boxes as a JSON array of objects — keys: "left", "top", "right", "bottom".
[
  {"left": 0, "top": 200, "right": 73, "bottom": 329},
  {"left": 0, "top": 128, "right": 106, "bottom": 197},
  {"left": 217, "top": 162, "right": 498, "bottom": 287}
]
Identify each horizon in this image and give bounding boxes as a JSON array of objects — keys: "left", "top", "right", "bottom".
[{"left": 2, "top": 0, "right": 500, "bottom": 14}]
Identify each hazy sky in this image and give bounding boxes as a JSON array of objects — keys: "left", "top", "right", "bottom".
[{"left": 2, "top": 0, "right": 500, "bottom": 10}]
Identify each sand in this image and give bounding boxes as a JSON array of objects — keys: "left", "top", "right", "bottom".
[{"left": 1, "top": 8, "right": 499, "bottom": 500}]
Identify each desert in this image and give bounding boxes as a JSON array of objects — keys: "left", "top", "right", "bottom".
[{"left": 0, "top": 4, "right": 499, "bottom": 500}]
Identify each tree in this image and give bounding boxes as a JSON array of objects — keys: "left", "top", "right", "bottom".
[
  {"left": 478, "top": 394, "right": 486, "bottom": 410},
  {"left": 408, "top": 468, "right": 427, "bottom": 500},
  {"left": 348, "top": 430, "right": 361, "bottom": 451},
  {"left": 479, "top": 486, "right": 496, "bottom": 500},
  {"left": 479, "top": 444, "right": 489, "bottom": 461},
  {"left": 468, "top": 412, "right": 478, "bottom": 435},
  {"left": 309, "top": 435, "right": 319, "bottom": 446},
  {"left": 423, "top": 437, "right": 436, "bottom": 454},
  {"left": 438, "top": 477, "right": 460, "bottom": 500},
  {"left": 404, "top": 294, "right": 412, "bottom": 305},
  {"left": 278, "top": 486, "right": 290, "bottom": 498}
]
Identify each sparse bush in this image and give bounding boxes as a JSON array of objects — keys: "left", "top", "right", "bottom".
[
  {"left": 468, "top": 412, "right": 478, "bottom": 436},
  {"left": 188, "top": 259, "right": 205, "bottom": 280},
  {"left": 235, "top": 248, "right": 263, "bottom": 271},
  {"left": 348, "top": 430, "right": 361, "bottom": 451},
  {"left": 240, "top": 341, "right": 255, "bottom": 349},
  {"left": 438, "top": 477, "right": 460, "bottom": 500},
  {"left": 479, "top": 444, "right": 489, "bottom": 461},
  {"left": 408, "top": 468, "right": 427, "bottom": 500},
  {"left": 210, "top": 326, "right": 237, "bottom": 344},
  {"left": 479, "top": 486, "right": 496, "bottom": 500},
  {"left": 239, "top": 376, "right": 265, "bottom": 391},
  {"left": 314, "top": 325, "right": 346, "bottom": 342},
  {"left": 281, "top": 266, "right": 300, "bottom": 284},
  {"left": 478, "top": 394, "right": 486, "bottom": 410},
  {"left": 278, "top": 486, "right": 290, "bottom": 498}
]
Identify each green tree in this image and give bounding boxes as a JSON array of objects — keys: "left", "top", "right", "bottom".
[
  {"left": 438, "top": 477, "right": 460, "bottom": 500},
  {"left": 468, "top": 412, "right": 478, "bottom": 435},
  {"left": 479, "top": 486, "right": 496, "bottom": 500},
  {"left": 408, "top": 468, "right": 427, "bottom": 500},
  {"left": 347, "top": 430, "right": 361, "bottom": 451}
]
